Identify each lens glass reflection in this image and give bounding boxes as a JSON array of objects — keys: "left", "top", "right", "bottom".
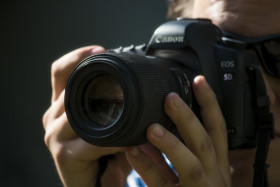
[{"left": 84, "top": 74, "right": 124, "bottom": 128}]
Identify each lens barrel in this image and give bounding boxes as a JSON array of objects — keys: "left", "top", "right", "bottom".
[{"left": 65, "top": 52, "right": 192, "bottom": 146}]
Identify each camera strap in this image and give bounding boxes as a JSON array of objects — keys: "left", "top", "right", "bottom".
[{"left": 248, "top": 66, "right": 274, "bottom": 187}]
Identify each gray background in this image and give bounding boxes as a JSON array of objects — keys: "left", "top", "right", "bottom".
[{"left": 0, "top": 0, "right": 167, "bottom": 186}]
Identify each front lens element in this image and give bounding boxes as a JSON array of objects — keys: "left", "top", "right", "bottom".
[{"left": 84, "top": 74, "right": 124, "bottom": 128}]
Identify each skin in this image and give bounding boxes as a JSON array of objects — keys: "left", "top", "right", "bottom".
[
  {"left": 192, "top": 0, "right": 280, "bottom": 37},
  {"left": 43, "top": 45, "right": 230, "bottom": 186},
  {"left": 43, "top": 0, "right": 280, "bottom": 186},
  {"left": 126, "top": 79, "right": 231, "bottom": 186},
  {"left": 43, "top": 46, "right": 131, "bottom": 187}
]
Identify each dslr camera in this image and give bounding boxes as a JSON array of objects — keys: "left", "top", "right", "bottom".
[{"left": 65, "top": 18, "right": 272, "bottom": 149}]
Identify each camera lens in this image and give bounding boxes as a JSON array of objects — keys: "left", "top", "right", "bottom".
[
  {"left": 83, "top": 74, "right": 124, "bottom": 128},
  {"left": 65, "top": 53, "right": 192, "bottom": 146}
]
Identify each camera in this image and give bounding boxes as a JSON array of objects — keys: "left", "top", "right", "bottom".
[{"left": 65, "top": 18, "right": 271, "bottom": 149}]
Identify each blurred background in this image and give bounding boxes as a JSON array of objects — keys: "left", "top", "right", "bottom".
[{"left": 0, "top": 0, "right": 167, "bottom": 186}]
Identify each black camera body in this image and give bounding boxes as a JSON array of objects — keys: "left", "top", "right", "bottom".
[{"left": 65, "top": 19, "right": 271, "bottom": 149}]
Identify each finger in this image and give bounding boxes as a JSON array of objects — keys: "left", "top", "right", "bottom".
[
  {"left": 192, "top": 76, "right": 230, "bottom": 183},
  {"left": 126, "top": 146, "right": 174, "bottom": 187},
  {"left": 51, "top": 46, "right": 105, "bottom": 102},
  {"left": 147, "top": 124, "right": 208, "bottom": 186},
  {"left": 48, "top": 90, "right": 66, "bottom": 123},
  {"left": 44, "top": 113, "right": 77, "bottom": 149},
  {"left": 43, "top": 88, "right": 79, "bottom": 151},
  {"left": 193, "top": 76, "right": 228, "bottom": 162},
  {"left": 164, "top": 92, "right": 224, "bottom": 184},
  {"left": 44, "top": 91, "right": 76, "bottom": 133},
  {"left": 140, "top": 143, "right": 178, "bottom": 183},
  {"left": 42, "top": 107, "right": 51, "bottom": 130}
]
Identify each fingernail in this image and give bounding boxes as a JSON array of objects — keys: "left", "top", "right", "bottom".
[
  {"left": 130, "top": 146, "right": 140, "bottom": 156},
  {"left": 172, "top": 93, "right": 182, "bottom": 109},
  {"left": 90, "top": 47, "right": 104, "bottom": 55},
  {"left": 152, "top": 125, "right": 164, "bottom": 137}
]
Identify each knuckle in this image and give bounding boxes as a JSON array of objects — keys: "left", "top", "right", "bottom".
[
  {"left": 43, "top": 124, "right": 56, "bottom": 149},
  {"left": 198, "top": 136, "right": 214, "bottom": 155},
  {"left": 141, "top": 160, "right": 154, "bottom": 173},
  {"left": 157, "top": 175, "right": 170, "bottom": 186},
  {"left": 168, "top": 136, "right": 181, "bottom": 151},
  {"left": 207, "top": 120, "right": 226, "bottom": 136},
  {"left": 155, "top": 129, "right": 181, "bottom": 153},
  {"left": 188, "top": 161, "right": 204, "bottom": 181},
  {"left": 42, "top": 108, "right": 50, "bottom": 129},
  {"left": 44, "top": 131, "right": 52, "bottom": 148},
  {"left": 44, "top": 131, "right": 68, "bottom": 161},
  {"left": 51, "top": 60, "right": 63, "bottom": 80},
  {"left": 185, "top": 109, "right": 196, "bottom": 123},
  {"left": 53, "top": 145, "right": 68, "bottom": 163}
]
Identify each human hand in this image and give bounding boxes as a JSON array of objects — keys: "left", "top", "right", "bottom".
[
  {"left": 42, "top": 46, "right": 131, "bottom": 187},
  {"left": 126, "top": 76, "right": 231, "bottom": 186}
]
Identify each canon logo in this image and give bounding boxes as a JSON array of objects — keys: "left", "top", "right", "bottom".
[{"left": 155, "top": 35, "right": 184, "bottom": 43}]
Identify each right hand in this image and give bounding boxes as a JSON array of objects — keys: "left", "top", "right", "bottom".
[
  {"left": 126, "top": 76, "right": 231, "bottom": 187},
  {"left": 42, "top": 46, "right": 132, "bottom": 187}
]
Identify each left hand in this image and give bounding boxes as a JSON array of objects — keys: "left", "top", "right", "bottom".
[
  {"left": 42, "top": 46, "right": 132, "bottom": 187},
  {"left": 125, "top": 75, "right": 232, "bottom": 187}
]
